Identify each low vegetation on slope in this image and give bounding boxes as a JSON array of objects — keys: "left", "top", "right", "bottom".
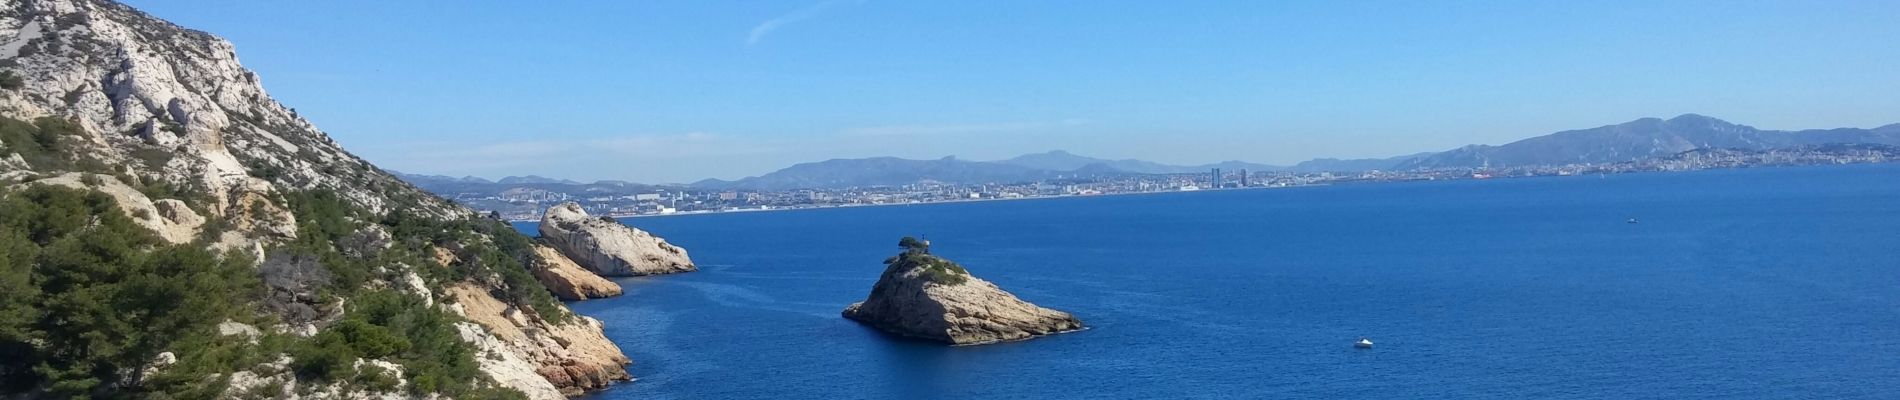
[
  {"left": 0, "top": 183, "right": 565, "bottom": 398},
  {"left": 0, "top": 113, "right": 574, "bottom": 398},
  {"left": 0, "top": 116, "right": 98, "bottom": 172},
  {"left": 0, "top": 186, "right": 255, "bottom": 398},
  {"left": 1, "top": 0, "right": 632, "bottom": 395},
  {"left": 274, "top": 190, "right": 557, "bottom": 398}
]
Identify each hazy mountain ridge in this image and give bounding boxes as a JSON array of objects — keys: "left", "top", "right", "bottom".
[
  {"left": 693, "top": 156, "right": 1063, "bottom": 191},
  {"left": 394, "top": 171, "right": 677, "bottom": 198},
  {"left": 1287, "top": 153, "right": 1433, "bottom": 172},
  {"left": 392, "top": 115, "right": 1899, "bottom": 192},
  {"left": 1395, "top": 114, "right": 1900, "bottom": 169},
  {"left": 997, "top": 150, "right": 1282, "bottom": 174},
  {"left": 679, "top": 114, "right": 1897, "bottom": 190}
]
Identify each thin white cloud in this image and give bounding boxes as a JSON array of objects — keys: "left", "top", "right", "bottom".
[{"left": 747, "top": 0, "right": 864, "bottom": 46}]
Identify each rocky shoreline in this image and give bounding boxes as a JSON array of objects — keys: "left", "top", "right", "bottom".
[{"left": 0, "top": 1, "right": 694, "bottom": 397}]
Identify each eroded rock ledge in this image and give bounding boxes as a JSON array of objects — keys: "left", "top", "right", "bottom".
[
  {"left": 446, "top": 284, "right": 631, "bottom": 398},
  {"left": 843, "top": 237, "right": 1084, "bottom": 345},
  {"left": 529, "top": 244, "right": 623, "bottom": 301},
  {"left": 539, "top": 202, "right": 695, "bottom": 277}
]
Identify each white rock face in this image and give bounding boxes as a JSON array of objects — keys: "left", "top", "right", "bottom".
[
  {"left": 1, "top": 1, "right": 638, "bottom": 397},
  {"left": 529, "top": 244, "right": 624, "bottom": 300},
  {"left": 0, "top": 0, "right": 456, "bottom": 219},
  {"left": 398, "top": 270, "right": 432, "bottom": 307},
  {"left": 216, "top": 320, "right": 261, "bottom": 342},
  {"left": 455, "top": 322, "right": 566, "bottom": 400},
  {"left": 219, "top": 355, "right": 417, "bottom": 400},
  {"left": 843, "top": 251, "right": 1084, "bottom": 345},
  {"left": 446, "top": 284, "right": 632, "bottom": 398},
  {"left": 539, "top": 202, "right": 695, "bottom": 276},
  {"left": 152, "top": 199, "right": 203, "bottom": 227}
]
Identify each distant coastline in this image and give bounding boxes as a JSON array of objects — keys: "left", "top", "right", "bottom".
[
  {"left": 503, "top": 160, "right": 1900, "bottom": 222},
  {"left": 506, "top": 184, "right": 1323, "bottom": 222}
]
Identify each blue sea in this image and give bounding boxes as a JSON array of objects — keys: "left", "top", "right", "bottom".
[{"left": 516, "top": 164, "right": 1900, "bottom": 399}]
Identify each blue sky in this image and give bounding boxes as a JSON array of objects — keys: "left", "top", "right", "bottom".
[{"left": 125, "top": 1, "right": 1900, "bottom": 183}]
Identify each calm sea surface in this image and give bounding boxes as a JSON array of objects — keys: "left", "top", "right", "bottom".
[{"left": 515, "top": 164, "right": 1900, "bottom": 399}]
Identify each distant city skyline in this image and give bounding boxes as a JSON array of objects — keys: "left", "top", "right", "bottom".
[{"left": 124, "top": 1, "right": 1900, "bottom": 183}]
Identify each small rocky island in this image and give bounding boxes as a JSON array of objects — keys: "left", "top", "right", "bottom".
[
  {"left": 843, "top": 237, "right": 1084, "bottom": 345},
  {"left": 540, "top": 202, "right": 696, "bottom": 276}
]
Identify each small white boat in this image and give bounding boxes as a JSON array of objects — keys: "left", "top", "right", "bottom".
[
  {"left": 1626, "top": 218, "right": 1640, "bottom": 224},
  {"left": 1354, "top": 338, "right": 1374, "bottom": 349}
]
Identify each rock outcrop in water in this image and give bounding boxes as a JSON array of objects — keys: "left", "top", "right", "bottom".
[
  {"left": 842, "top": 237, "right": 1083, "bottom": 345},
  {"left": 539, "top": 202, "right": 695, "bottom": 276}
]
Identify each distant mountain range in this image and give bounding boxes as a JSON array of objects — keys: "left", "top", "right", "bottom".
[
  {"left": 993, "top": 151, "right": 1281, "bottom": 174},
  {"left": 393, "top": 174, "right": 583, "bottom": 186},
  {"left": 1391, "top": 114, "right": 1900, "bottom": 169},
  {"left": 398, "top": 114, "right": 1900, "bottom": 191},
  {"left": 993, "top": 149, "right": 1455, "bottom": 174},
  {"left": 393, "top": 172, "right": 673, "bottom": 195},
  {"left": 689, "top": 114, "right": 1899, "bottom": 190},
  {"left": 688, "top": 156, "right": 1062, "bottom": 191}
]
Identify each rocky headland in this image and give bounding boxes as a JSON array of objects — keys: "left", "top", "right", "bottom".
[
  {"left": 842, "top": 237, "right": 1084, "bottom": 345},
  {"left": 0, "top": 1, "right": 665, "bottom": 397},
  {"left": 540, "top": 201, "right": 696, "bottom": 277}
]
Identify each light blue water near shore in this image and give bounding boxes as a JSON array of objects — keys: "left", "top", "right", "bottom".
[{"left": 515, "top": 164, "right": 1900, "bottom": 399}]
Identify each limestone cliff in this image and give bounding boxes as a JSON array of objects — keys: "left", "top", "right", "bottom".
[
  {"left": 0, "top": 0, "right": 451, "bottom": 218},
  {"left": 444, "top": 284, "right": 631, "bottom": 398},
  {"left": 0, "top": 1, "right": 634, "bottom": 397},
  {"left": 539, "top": 202, "right": 695, "bottom": 276},
  {"left": 530, "top": 244, "right": 624, "bottom": 300},
  {"left": 843, "top": 239, "right": 1084, "bottom": 345}
]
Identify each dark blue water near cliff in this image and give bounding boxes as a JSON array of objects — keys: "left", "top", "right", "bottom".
[{"left": 515, "top": 164, "right": 1900, "bottom": 399}]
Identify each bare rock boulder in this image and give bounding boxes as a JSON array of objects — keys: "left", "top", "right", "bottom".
[{"left": 538, "top": 202, "right": 694, "bottom": 276}]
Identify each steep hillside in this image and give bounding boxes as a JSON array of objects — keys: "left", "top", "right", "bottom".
[
  {"left": 0, "top": 1, "right": 639, "bottom": 398},
  {"left": 1396, "top": 114, "right": 1900, "bottom": 169}
]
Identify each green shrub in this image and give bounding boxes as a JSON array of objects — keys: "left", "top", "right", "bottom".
[
  {"left": 377, "top": 205, "right": 569, "bottom": 323},
  {"left": 0, "top": 186, "right": 260, "bottom": 397},
  {"left": 358, "top": 363, "right": 400, "bottom": 392},
  {"left": 898, "top": 236, "right": 929, "bottom": 253},
  {"left": 277, "top": 190, "right": 552, "bottom": 395},
  {"left": 0, "top": 185, "right": 534, "bottom": 398},
  {"left": 0, "top": 116, "right": 61, "bottom": 169},
  {"left": 883, "top": 250, "right": 969, "bottom": 286},
  {"left": 0, "top": 70, "right": 21, "bottom": 90},
  {"left": 291, "top": 327, "right": 359, "bottom": 381}
]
